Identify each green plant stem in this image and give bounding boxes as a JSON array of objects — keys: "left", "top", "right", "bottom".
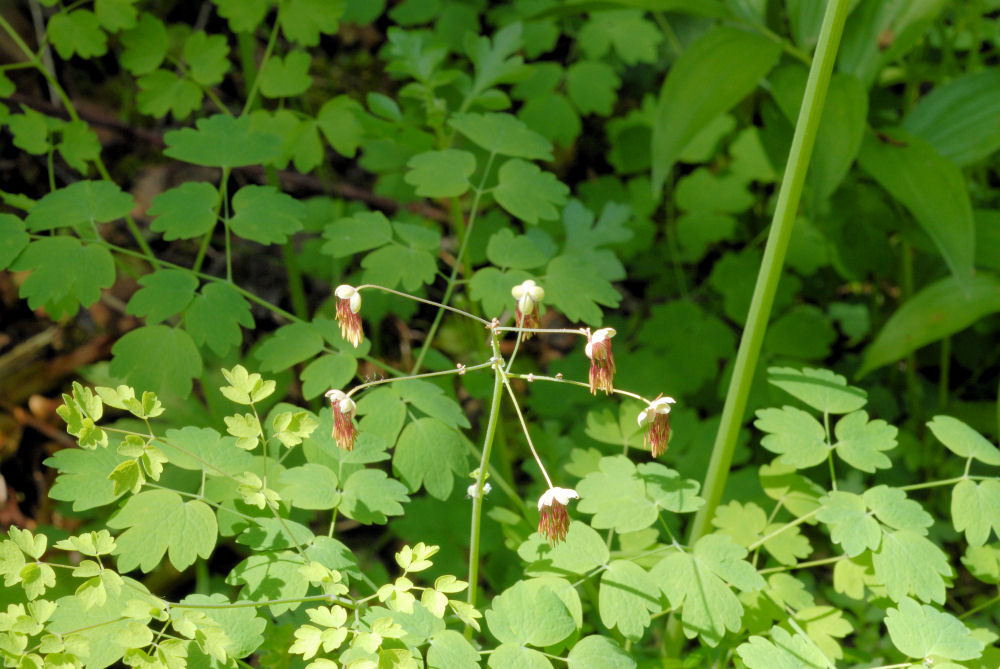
[
  {"left": 669, "top": 0, "right": 851, "bottom": 652},
  {"left": 467, "top": 334, "right": 504, "bottom": 616},
  {"left": 746, "top": 508, "right": 818, "bottom": 551},
  {"left": 240, "top": 15, "right": 279, "bottom": 116},
  {"left": 357, "top": 284, "right": 491, "bottom": 326},
  {"left": 346, "top": 359, "right": 495, "bottom": 398},
  {"left": 758, "top": 554, "right": 845, "bottom": 575}
]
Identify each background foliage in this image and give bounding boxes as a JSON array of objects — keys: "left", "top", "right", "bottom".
[{"left": 1, "top": 0, "right": 1000, "bottom": 667}]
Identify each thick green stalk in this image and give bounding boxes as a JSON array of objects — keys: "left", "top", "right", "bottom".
[{"left": 687, "top": 0, "right": 852, "bottom": 546}]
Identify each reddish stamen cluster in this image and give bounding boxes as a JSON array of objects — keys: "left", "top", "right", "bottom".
[
  {"left": 537, "top": 487, "right": 579, "bottom": 546},
  {"left": 325, "top": 389, "right": 358, "bottom": 451},
  {"left": 638, "top": 395, "right": 676, "bottom": 458},
  {"left": 334, "top": 285, "right": 364, "bottom": 348},
  {"left": 585, "top": 328, "right": 616, "bottom": 395}
]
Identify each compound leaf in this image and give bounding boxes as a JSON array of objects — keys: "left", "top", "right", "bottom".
[
  {"left": 183, "top": 31, "right": 230, "bottom": 86},
  {"left": 951, "top": 479, "right": 1000, "bottom": 547},
  {"left": 48, "top": 10, "right": 107, "bottom": 59},
  {"left": 12, "top": 237, "right": 115, "bottom": 319},
  {"left": 755, "top": 406, "right": 829, "bottom": 469},
  {"left": 108, "top": 490, "right": 217, "bottom": 572},
  {"left": 26, "top": 181, "right": 134, "bottom": 232},
  {"left": 361, "top": 245, "right": 437, "bottom": 291},
  {"left": 126, "top": 269, "right": 198, "bottom": 324},
  {"left": 832, "top": 410, "right": 897, "bottom": 472},
  {"left": 816, "top": 491, "right": 880, "bottom": 558},
  {"left": 109, "top": 325, "right": 203, "bottom": 397},
  {"left": 392, "top": 418, "right": 467, "bottom": 500},
  {"left": 184, "top": 282, "right": 254, "bottom": 356}
]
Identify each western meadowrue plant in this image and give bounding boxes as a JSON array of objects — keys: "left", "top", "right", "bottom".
[{"left": 2, "top": 0, "right": 1000, "bottom": 667}]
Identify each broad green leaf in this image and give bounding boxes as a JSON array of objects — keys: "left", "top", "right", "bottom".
[
  {"left": 226, "top": 551, "right": 309, "bottom": 615},
  {"left": 361, "top": 245, "right": 437, "bottom": 291},
  {"left": 494, "top": 159, "right": 569, "bottom": 224},
  {"left": 393, "top": 221, "right": 441, "bottom": 250},
  {"left": 12, "top": 237, "right": 115, "bottom": 319},
  {"left": 519, "top": 93, "right": 581, "bottom": 148},
  {"left": 469, "top": 267, "right": 532, "bottom": 317},
  {"left": 796, "top": 605, "right": 852, "bottom": 662},
  {"left": 404, "top": 150, "right": 476, "bottom": 197},
  {"left": 356, "top": 387, "right": 408, "bottom": 446},
  {"left": 322, "top": 210, "right": 393, "bottom": 258},
  {"left": 712, "top": 501, "right": 766, "bottom": 548},
  {"left": 393, "top": 418, "right": 467, "bottom": 500},
  {"left": 520, "top": 522, "right": 609, "bottom": 577},
  {"left": 863, "top": 486, "right": 933, "bottom": 533},
  {"left": 57, "top": 121, "right": 101, "bottom": 172},
  {"left": 904, "top": 69, "right": 1000, "bottom": 166},
  {"left": 858, "top": 130, "right": 974, "bottom": 278},
  {"left": 962, "top": 544, "right": 1000, "bottom": 585},
  {"left": 8, "top": 106, "right": 51, "bottom": 154},
  {"left": 426, "top": 629, "right": 480, "bottom": 669},
  {"left": 638, "top": 462, "right": 703, "bottom": 514},
  {"left": 0, "top": 216, "right": 29, "bottom": 270},
  {"left": 737, "top": 626, "right": 829, "bottom": 669},
  {"left": 485, "top": 580, "right": 575, "bottom": 647},
  {"left": 816, "top": 491, "right": 881, "bottom": 558},
  {"left": 951, "top": 479, "right": 1000, "bottom": 547},
  {"left": 578, "top": 10, "right": 662, "bottom": 65},
  {"left": 136, "top": 70, "right": 202, "bottom": 119},
  {"left": 769, "top": 66, "right": 867, "bottom": 201},
  {"left": 651, "top": 26, "right": 782, "bottom": 196},
  {"left": 156, "top": 426, "right": 253, "bottom": 476},
  {"left": 254, "top": 323, "right": 325, "bottom": 372},
  {"left": 544, "top": 252, "right": 622, "bottom": 325},
  {"left": 95, "top": 0, "right": 137, "bottom": 31},
  {"left": 183, "top": 31, "right": 230, "bottom": 86},
  {"left": 566, "top": 61, "right": 620, "bottom": 116},
  {"left": 279, "top": 0, "right": 344, "bottom": 46},
  {"left": 339, "top": 468, "right": 409, "bottom": 524},
  {"left": 110, "top": 325, "right": 202, "bottom": 397},
  {"left": 755, "top": 406, "right": 829, "bottom": 469},
  {"left": 487, "top": 644, "right": 551, "bottom": 669},
  {"left": 300, "top": 354, "right": 357, "bottom": 400},
  {"left": 229, "top": 185, "right": 305, "bottom": 245},
  {"left": 225, "top": 412, "right": 262, "bottom": 450},
  {"left": 46, "top": 445, "right": 127, "bottom": 510},
  {"left": 927, "top": 415, "right": 1000, "bottom": 466},
  {"left": 47, "top": 10, "right": 107, "bottom": 59},
  {"left": 885, "top": 598, "right": 985, "bottom": 662},
  {"left": 576, "top": 456, "right": 657, "bottom": 532},
  {"left": 859, "top": 274, "right": 1000, "bottom": 377},
  {"left": 120, "top": 13, "right": 167, "bottom": 74},
  {"left": 278, "top": 116, "right": 324, "bottom": 173},
  {"left": 126, "top": 269, "right": 198, "bottom": 324},
  {"left": 872, "top": 529, "right": 951, "bottom": 604},
  {"left": 108, "top": 459, "right": 143, "bottom": 495},
  {"left": 767, "top": 367, "right": 867, "bottom": 414},
  {"left": 566, "top": 635, "right": 634, "bottom": 669},
  {"left": 236, "top": 517, "right": 314, "bottom": 551},
  {"left": 832, "top": 410, "right": 897, "bottom": 472},
  {"left": 448, "top": 112, "right": 553, "bottom": 160},
  {"left": 467, "top": 21, "right": 527, "bottom": 97},
  {"left": 176, "top": 593, "right": 266, "bottom": 659},
  {"left": 259, "top": 50, "right": 312, "bottom": 98},
  {"left": 279, "top": 464, "right": 341, "bottom": 510},
  {"left": 759, "top": 462, "right": 825, "bottom": 517},
  {"left": 763, "top": 305, "right": 836, "bottom": 360},
  {"left": 26, "top": 181, "right": 134, "bottom": 232},
  {"left": 108, "top": 490, "right": 217, "bottom": 572},
  {"left": 184, "top": 282, "right": 254, "bottom": 356},
  {"left": 486, "top": 229, "right": 548, "bottom": 269},
  {"left": 215, "top": 0, "right": 270, "bottom": 32},
  {"left": 395, "top": 380, "right": 469, "bottom": 429},
  {"left": 316, "top": 95, "right": 364, "bottom": 158},
  {"left": 164, "top": 114, "right": 283, "bottom": 167},
  {"left": 148, "top": 181, "right": 219, "bottom": 240},
  {"left": 598, "top": 560, "right": 659, "bottom": 639}
]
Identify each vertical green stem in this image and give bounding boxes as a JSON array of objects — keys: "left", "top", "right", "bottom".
[
  {"left": 685, "top": 0, "right": 852, "bottom": 546},
  {"left": 467, "top": 332, "right": 503, "bottom": 615}
]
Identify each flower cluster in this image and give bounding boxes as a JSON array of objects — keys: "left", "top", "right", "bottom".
[
  {"left": 537, "top": 487, "right": 579, "bottom": 545},
  {"left": 335, "top": 284, "right": 364, "bottom": 348},
  {"left": 511, "top": 280, "right": 545, "bottom": 338},
  {"left": 638, "top": 395, "right": 676, "bottom": 457},
  {"left": 324, "top": 389, "right": 358, "bottom": 450},
  {"left": 584, "top": 328, "right": 616, "bottom": 395}
]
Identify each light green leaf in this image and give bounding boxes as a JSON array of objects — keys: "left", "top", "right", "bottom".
[
  {"left": 904, "top": 68, "right": 1000, "bottom": 166},
  {"left": 486, "top": 229, "right": 548, "bottom": 269},
  {"left": 566, "top": 635, "right": 634, "bottom": 669},
  {"left": 109, "top": 325, "right": 202, "bottom": 397},
  {"left": 254, "top": 323, "right": 325, "bottom": 372},
  {"left": 651, "top": 26, "right": 782, "bottom": 196},
  {"left": 832, "top": 410, "right": 897, "bottom": 472},
  {"left": 885, "top": 597, "right": 984, "bottom": 661},
  {"left": 485, "top": 580, "right": 575, "bottom": 647},
  {"left": 26, "top": 181, "right": 134, "bottom": 232},
  {"left": 816, "top": 491, "right": 880, "bottom": 558},
  {"left": 449, "top": 112, "right": 553, "bottom": 160},
  {"left": 494, "top": 159, "right": 568, "bottom": 224},
  {"left": 544, "top": 253, "right": 622, "bottom": 325},
  {"left": 796, "top": 605, "right": 853, "bottom": 662},
  {"left": 338, "top": 468, "right": 409, "bottom": 525},
  {"left": 136, "top": 70, "right": 202, "bottom": 119},
  {"left": 487, "top": 644, "right": 551, "bottom": 669},
  {"left": 405, "top": 150, "right": 476, "bottom": 198},
  {"left": 712, "top": 501, "right": 766, "bottom": 548},
  {"left": 225, "top": 413, "right": 262, "bottom": 450},
  {"left": 566, "top": 61, "right": 620, "bottom": 116},
  {"left": 184, "top": 282, "right": 254, "bottom": 356},
  {"left": 576, "top": 456, "right": 656, "bottom": 532},
  {"left": 361, "top": 245, "right": 437, "bottom": 291},
  {"left": 259, "top": 50, "right": 312, "bottom": 98},
  {"left": 108, "top": 490, "right": 217, "bottom": 572},
  {"left": 467, "top": 21, "right": 527, "bottom": 97},
  {"left": 183, "top": 31, "right": 230, "bottom": 86},
  {"left": 395, "top": 380, "right": 469, "bottom": 429},
  {"left": 520, "top": 522, "right": 609, "bottom": 577},
  {"left": 148, "top": 181, "right": 219, "bottom": 240},
  {"left": 863, "top": 486, "right": 933, "bottom": 533},
  {"left": 767, "top": 367, "right": 867, "bottom": 414},
  {"left": 279, "top": 464, "right": 340, "bottom": 510},
  {"left": 872, "top": 529, "right": 951, "bottom": 604},
  {"left": 164, "top": 114, "right": 283, "bottom": 168},
  {"left": 927, "top": 415, "right": 1000, "bottom": 466},
  {"left": 598, "top": 560, "right": 659, "bottom": 639},
  {"left": 426, "top": 629, "right": 480, "bottom": 669},
  {"left": 737, "top": 626, "right": 830, "bottom": 669},
  {"left": 952, "top": 479, "right": 1000, "bottom": 547},
  {"left": 108, "top": 459, "right": 143, "bottom": 496},
  {"left": 300, "top": 354, "right": 357, "bottom": 400},
  {"left": 155, "top": 426, "right": 253, "bottom": 476},
  {"left": 858, "top": 130, "right": 974, "bottom": 278},
  {"left": 46, "top": 445, "right": 127, "bottom": 510},
  {"left": 12, "top": 237, "right": 115, "bottom": 319},
  {"left": 226, "top": 551, "right": 309, "bottom": 616},
  {"left": 755, "top": 406, "right": 829, "bottom": 469},
  {"left": 229, "top": 185, "right": 305, "bottom": 245},
  {"left": 126, "top": 270, "right": 198, "bottom": 324},
  {"left": 393, "top": 418, "right": 467, "bottom": 500},
  {"left": 469, "top": 267, "right": 532, "bottom": 317},
  {"left": 176, "top": 593, "right": 266, "bottom": 659},
  {"left": 48, "top": 10, "right": 107, "bottom": 59}
]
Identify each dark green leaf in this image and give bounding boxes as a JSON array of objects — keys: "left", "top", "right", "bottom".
[
  {"left": 12, "top": 237, "right": 115, "bottom": 319},
  {"left": 254, "top": 323, "right": 325, "bottom": 372},
  {"left": 126, "top": 270, "right": 198, "bottom": 324},
  {"left": 392, "top": 418, "right": 467, "bottom": 499},
  {"left": 26, "top": 181, "right": 134, "bottom": 232},
  {"left": 449, "top": 112, "right": 553, "bottom": 160},
  {"left": 109, "top": 325, "right": 203, "bottom": 397},
  {"left": 48, "top": 10, "right": 107, "bottom": 59},
  {"left": 148, "top": 181, "right": 219, "bottom": 240},
  {"left": 404, "top": 149, "right": 476, "bottom": 197},
  {"left": 183, "top": 31, "right": 230, "bottom": 86},
  {"left": 136, "top": 70, "right": 203, "bottom": 119},
  {"left": 164, "top": 114, "right": 283, "bottom": 168},
  {"left": 184, "top": 282, "right": 254, "bottom": 356},
  {"left": 322, "top": 210, "right": 393, "bottom": 258},
  {"left": 259, "top": 51, "right": 312, "bottom": 98}
]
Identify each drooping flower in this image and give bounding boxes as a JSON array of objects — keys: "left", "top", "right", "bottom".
[
  {"left": 584, "top": 328, "right": 616, "bottom": 395},
  {"left": 511, "top": 280, "right": 545, "bottom": 339},
  {"left": 325, "top": 389, "right": 358, "bottom": 450},
  {"left": 637, "top": 395, "right": 676, "bottom": 458},
  {"left": 335, "top": 284, "right": 364, "bottom": 348},
  {"left": 537, "top": 487, "right": 579, "bottom": 545}
]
